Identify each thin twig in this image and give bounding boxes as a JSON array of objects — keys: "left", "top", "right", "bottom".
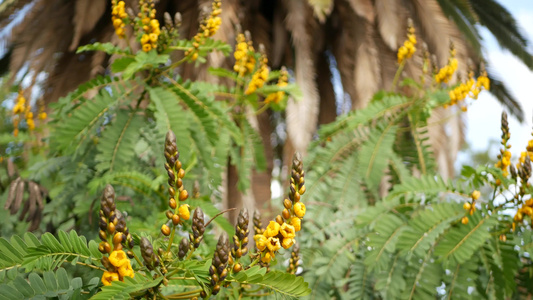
[{"left": 205, "top": 208, "right": 236, "bottom": 227}]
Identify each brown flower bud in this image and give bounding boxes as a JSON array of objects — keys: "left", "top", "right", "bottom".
[
  {"left": 107, "top": 222, "right": 115, "bottom": 234},
  {"left": 233, "top": 263, "right": 242, "bottom": 273},
  {"left": 169, "top": 198, "right": 177, "bottom": 209},
  {"left": 283, "top": 198, "right": 292, "bottom": 209},
  {"left": 282, "top": 209, "right": 290, "bottom": 220},
  {"left": 99, "top": 230, "right": 107, "bottom": 241},
  {"left": 113, "top": 233, "right": 123, "bottom": 245},
  {"left": 172, "top": 214, "right": 180, "bottom": 225},
  {"left": 276, "top": 215, "right": 284, "bottom": 225},
  {"left": 166, "top": 210, "right": 174, "bottom": 219},
  {"left": 168, "top": 187, "right": 175, "bottom": 197},
  {"left": 177, "top": 168, "right": 185, "bottom": 178},
  {"left": 179, "top": 189, "right": 189, "bottom": 201}
]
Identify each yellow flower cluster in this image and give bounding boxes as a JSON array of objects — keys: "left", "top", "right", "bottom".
[
  {"left": 111, "top": 0, "right": 127, "bottom": 39},
  {"left": 435, "top": 43, "right": 458, "bottom": 84},
  {"left": 245, "top": 53, "right": 269, "bottom": 95},
  {"left": 37, "top": 100, "right": 47, "bottom": 120},
  {"left": 201, "top": 0, "right": 222, "bottom": 38},
  {"left": 101, "top": 250, "right": 134, "bottom": 286},
  {"left": 461, "top": 190, "right": 480, "bottom": 224},
  {"left": 185, "top": 0, "right": 222, "bottom": 61},
  {"left": 476, "top": 69, "right": 490, "bottom": 91},
  {"left": 138, "top": 0, "right": 160, "bottom": 52},
  {"left": 12, "top": 90, "right": 35, "bottom": 136},
  {"left": 397, "top": 23, "right": 416, "bottom": 64},
  {"left": 254, "top": 154, "right": 305, "bottom": 264},
  {"left": 513, "top": 199, "right": 533, "bottom": 226},
  {"left": 495, "top": 149, "right": 512, "bottom": 177},
  {"left": 233, "top": 32, "right": 256, "bottom": 77},
  {"left": 264, "top": 67, "right": 288, "bottom": 104}
]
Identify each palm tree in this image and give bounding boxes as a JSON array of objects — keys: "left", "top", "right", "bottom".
[{"left": 1, "top": 0, "right": 531, "bottom": 221}]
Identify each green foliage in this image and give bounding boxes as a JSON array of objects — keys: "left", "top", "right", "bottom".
[{"left": 301, "top": 77, "right": 530, "bottom": 299}]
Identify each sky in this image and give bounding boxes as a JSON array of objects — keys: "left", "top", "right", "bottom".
[{"left": 462, "top": 0, "right": 533, "bottom": 163}]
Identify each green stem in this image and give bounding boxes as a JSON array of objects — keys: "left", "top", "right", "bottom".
[
  {"left": 248, "top": 257, "right": 260, "bottom": 268},
  {"left": 392, "top": 60, "right": 406, "bottom": 90},
  {"left": 166, "top": 226, "right": 176, "bottom": 252}
]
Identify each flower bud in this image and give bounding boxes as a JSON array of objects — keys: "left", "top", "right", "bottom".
[
  {"left": 179, "top": 189, "right": 189, "bottom": 201},
  {"left": 172, "top": 214, "right": 181, "bottom": 225},
  {"left": 161, "top": 224, "right": 171, "bottom": 236},
  {"left": 283, "top": 198, "right": 292, "bottom": 209},
  {"left": 169, "top": 198, "right": 177, "bottom": 209}
]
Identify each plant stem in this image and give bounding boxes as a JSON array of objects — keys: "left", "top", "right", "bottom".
[
  {"left": 392, "top": 60, "right": 406, "bottom": 90},
  {"left": 248, "top": 257, "right": 260, "bottom": 268},
  {"left": 166, "top": 226, "right": 176, "bottom": 252}
]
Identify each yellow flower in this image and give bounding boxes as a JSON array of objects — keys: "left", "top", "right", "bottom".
[
  {"left": 141, "top": 34, "right": 150, "bottom": 45},
  {"left": 178, "top": 204, "right": 190, "bottom": 220},
  {"left": 463, "top": 202, "right": 471, "bottom": 211},
  {"left": 294, "top": 202, "right": 306, "bottom": 218},
  {"left": 266, "top": 237, "right": 281, "bottom": 253},
  {"left": 261, "top": 251, "right": 273, "bottom": 263},
  {"left": 471, "top": 190, "right": 481, "bottom": 200},
  {"left": 118, "top": 261, "right": 135, "bottom": 278},
  {"left": 254, "top": 234, "right": 268, "bottom": 251},
  {"left": 281, "top": 237, "right": 295, "bottom": 249},
  {"left": 27, "top": 119, "right": 35, "bottom": 131},
  {"left": 290, "top": 217, "right": 301, "bottom": 232},
  {"left": 280, "top": 223, "right": 296, "bottom": 239},
  {"left": 101, "top": 271, "right": 119, "bottom": 286},
  {"left": 149, "top": 33, "right": 158, "bottom": 43},
  {"left": 142, "top": 43, "right": 152, "bottom": 52},
  {"left": 264, "top": 221, "right": 280, "bottom": 237},
  {"left": 109, "top": 250, "right": 128, "bottom": 267}
]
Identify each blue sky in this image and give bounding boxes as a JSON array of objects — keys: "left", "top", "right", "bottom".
[{"left": 461, "top": 0, "right": 533, "bottom": 163}]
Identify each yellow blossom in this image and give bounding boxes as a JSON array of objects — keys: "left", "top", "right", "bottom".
[
  {"left": 101, "top": 271, "right": 119, "bottom": 286},
  {"left": 280, "top": 223, "right": 296, "bottom": 239},
  {"left": 266, "top": 237, "right": 281, "bottom": 253},
  {"left": 118, "top": 261, "right": 135, "bottom": 278},
  {"left": 281, "top": 238, "right": 295, "bottom": 249},
  {"left": 178, "top": 204, "right": 190, "bottom": 220},
  {"left": 264, "top": 221, "right": 280, "bottom": 237},
  {"left": 261, "top": 251, "right": 273, "bottom": 263},
  {"left": 471, "top": 190, "right": 480, "bottom": 200},
  {"left": 254, "top": 234, "right": 268, "bottom": 251},
  {"left": 294, "top": 202, "right": 306, "bottom": 218},
  {"left": 290, "top": 217, "right": 301, "bottom": 232},
  {"left": 109, "top": 250, "right": 128, "bottom": 267}
]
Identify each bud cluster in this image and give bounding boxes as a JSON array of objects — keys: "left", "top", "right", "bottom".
[
  {"left": 229, "top": 208, "right": 249, "bottom": 273},
  {"left": 140, "top": 237, "right": 160, "bottom": 270},
  {"left": 189, "top": 207, "right": 206, "bottom": 250},
  {"left": 209, "top": 234, "right": 230, "bottom": 295},
  {"left": 286, "top": 242, "right": 300, "bottom": 274},
  {"left": 254, "top": 153, "right": 306, "bottom": 264},
  {"left": 161, "top": 131, "right": 190, "bottom": 237},
  {"left": 98, "top": 185, "right": 134, "bottom": 286}
]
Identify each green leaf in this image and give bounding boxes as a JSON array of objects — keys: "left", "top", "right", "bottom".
[
  {"left": 95, "top": 110, "right": 144, "bottom": 173},
  {"left": 77, "top": 42, "right": 131, "bottom": 55},
  {"left": 358, "top": 124, "right": 398, "bottom": 190},
  {"left": 434, "top": 212, "right": 498, "bottom": 264},
  {"left": 364, "top": 213, "right": 407, "bottom": 271},
  {"left": 396, "top": 202, "right": 464, "bottom": 258}
]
